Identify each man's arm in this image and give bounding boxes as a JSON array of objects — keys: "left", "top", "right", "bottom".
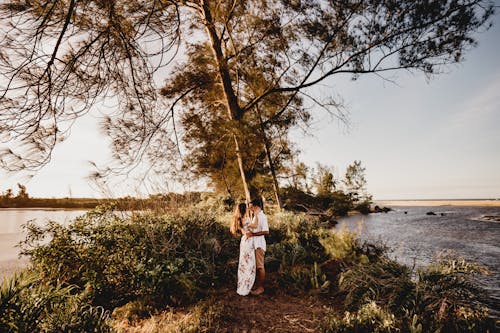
[
  {"left": 246, "top": 230, "right": 269, "bottom": 237},
  {"left": 248, "top": 216, "right": 259, "bottom": 229}
]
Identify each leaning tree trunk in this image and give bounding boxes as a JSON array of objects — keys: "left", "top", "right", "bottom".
[
  {"left": 256, "top": 106, "right": 282, "bottom": 210},
  {"left": 202, "top": 1, "right": 251, "bottom": 203}
]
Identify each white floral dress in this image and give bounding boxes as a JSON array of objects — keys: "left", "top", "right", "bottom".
[{"left": 236, "top": 217, "right": 255, "bottom": 296}]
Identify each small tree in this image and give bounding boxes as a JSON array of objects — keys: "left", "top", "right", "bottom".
[
  {"left": 3, "top": 188, "right": 13, "bottom": 199},
  {"left": 313, "top": 163, "right": 337, "bottom": 196},
  {"left": 344, "top": 161, "right": 372, "bottom": 213},
  {"left": 15, "top": 183, "right": 29, "bottom": 200}
]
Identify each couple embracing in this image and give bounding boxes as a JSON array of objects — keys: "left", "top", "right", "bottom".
[{"left": 230, "top": 198, "right": 269, "bottom": 296}]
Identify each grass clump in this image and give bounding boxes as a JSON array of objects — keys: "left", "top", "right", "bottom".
[
  {"left": 323, "top": 251, "right": 493, "bottom": 333},
  {"left": 0, "top": 271, "right": 110, "bottom": 332},
  {"left": 111, "top": 298, "right": 224, "bottom": 333},
  {"left": 322, "top": 301, "right": 398, "bottom": 333}
]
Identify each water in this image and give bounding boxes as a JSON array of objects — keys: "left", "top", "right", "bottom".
[
  {"left": 337, "top": 205, "right": 500, "bottom": 317},
  {"left": 0, "top": 208, "right": 87, "bottom": 279}
]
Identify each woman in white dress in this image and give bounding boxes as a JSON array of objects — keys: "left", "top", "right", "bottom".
[{"left": 230, "top": 203, "right": 258, "bottom": 296}]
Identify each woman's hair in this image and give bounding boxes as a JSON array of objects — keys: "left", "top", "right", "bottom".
[{"left": 230, "top": 203, "right": 247, "bottom": 236}]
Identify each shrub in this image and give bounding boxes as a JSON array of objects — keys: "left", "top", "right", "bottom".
[
  {"left": 0, "top": 271, "right": 110, "bottom": 332},
  {"left": 12, "top": 206, "right": 493, "bottom": 332},
  {"left": 337, "top": 251, "right": 493, "bottom": 333},
  {"left": 20, "top": 206, "right": 239, "bottom": 308},
  {"left": 413, "top": 253, "right": 492, "bottom": 333},
  {"left": 267, "top": 212, "right": 373, "bottom": 292},
  {"left": 339, "top": 258, "right": 415, "bottom": 315},
  {"left": 322, "top": 301, "right": 398, "bottom": 333},
  {"left": 112, "top": 298, "right": 225, "bottom": 333}
]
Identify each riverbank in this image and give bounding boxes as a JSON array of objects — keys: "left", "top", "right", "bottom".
[
  {"left": 1, "top": 207, "right": 496, "bottom": 331},
  {"left": 375, "top": 199, "right": 500, "bottom": 207}
]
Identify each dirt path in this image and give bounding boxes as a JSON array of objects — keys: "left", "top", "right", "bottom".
[{"left": 215, "top": 289, "right": 335, "bottom": 332}]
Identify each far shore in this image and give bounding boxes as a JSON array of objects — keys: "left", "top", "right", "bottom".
[{"left": 375, "top": 200, "right": 500, "bottom": 207}]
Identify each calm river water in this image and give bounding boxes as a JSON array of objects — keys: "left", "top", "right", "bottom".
[
  {"left": 337, "top": 205, "right": 500, "bottom": 318},
  {"left": 0, "top": 208, "right": 87, "bottom": 279}
]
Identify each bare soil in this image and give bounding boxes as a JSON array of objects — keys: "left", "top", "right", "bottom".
[{"left": 215, "top": 289, "right": 336, "bottom": 332}]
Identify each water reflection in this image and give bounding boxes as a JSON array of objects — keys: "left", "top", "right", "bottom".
[{"left": 0, "top": 208, "right": 87, "bottom": 263}]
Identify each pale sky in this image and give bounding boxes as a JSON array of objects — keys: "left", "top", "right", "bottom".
[{"left": 1, "top": 10, "right": 499, "bottom": 200}]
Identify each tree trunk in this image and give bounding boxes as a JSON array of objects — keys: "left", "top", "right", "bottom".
[
  {"left": 256, "top": 106, "right": 282, "bottom": 210},
  {"left": 232, "top": 134, "right": 251, "bottom": 203},
  {"left": 201, "top": 1, "right": 251, "bottom": 203}
]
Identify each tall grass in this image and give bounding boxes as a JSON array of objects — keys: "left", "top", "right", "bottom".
[
  {"left": 0, "top": 271, "right": 110, "bottom": 332},
  {"left": 324, "top": 251, "right": 493, "bottom": 332},
  {"left": 111, "top": 299, "right": 224, "bottom": 333}
]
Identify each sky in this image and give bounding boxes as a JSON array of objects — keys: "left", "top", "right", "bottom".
[
  {"left": 296, "top": 12, "right": 500, "bottom": 200},
  {"left": 1, "top": 8, "right": 500, "bottom": 200}
]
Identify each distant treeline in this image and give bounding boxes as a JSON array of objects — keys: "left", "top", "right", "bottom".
[
  {"left": 0, "top": 184, "right": 204, "bottom": 210},
  {"left": 1, "top": 182, "right": 372, "bottom": 216}
]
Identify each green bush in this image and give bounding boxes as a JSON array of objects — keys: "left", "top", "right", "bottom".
[
  {"left": 336, "top": 251, "right": 493, "bottom": 333},
  {"left": 281, "top": 187, "right": 355, "bottom": 216},
  {"left": 9, "top": 206, "right": 492, "bottom": 332},
  {"left": 266, "top": 212, "right": 372, "bottom": 292},
  {"left": 339, "top": 258, "right": 415, "bottom": 315},
  {"left": 354, "top": 199, "right": 372, "bottom": 215},
  {"left": 322, "top": 301, "right": 398, "bottom": 333},
  {"left": 0, "top": 271, "right": 110, "bottom": 332},
  {"left": 413, "top": 254, "right": 491, "bottom": 333},
  {"left": 20, "top": 206, "right": 239, "bottom": 308}
]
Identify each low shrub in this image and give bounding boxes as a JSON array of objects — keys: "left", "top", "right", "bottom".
[
  {"left": 7, "top": 206, "right": 493, "bottom": 332},
  {"left": 322, "top": 301, "right": 398, "bottom": 333},
  {"left": 339, "top": 258, "right": 414, "bottom": 315},
  {"left": 413, "top": 253, "right": 492, "bottom": 333},
  {"left": 0, "top": 271, "right": 111, "bottom": 332},
  {"left": 20, "top": 206, "right": 239, "bottom": 308},
  {"left": 111, "top": 298, "right": 225, "bottom": 333},
  {"left": 336, "top": 250, "right": 493, "bottom": 333}
]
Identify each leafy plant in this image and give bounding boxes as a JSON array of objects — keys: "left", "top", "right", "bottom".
[
  {"left": 0, "top": 271, "right": 110, "bottom": 332},
  {"left": 413, "top": 253, "right": 491, "bottom": 333},
  {"left": 339, "top": 258, "right": 415, "bottom": 315},
  {"left": 322, "top": 301, "right": 398, "bottom": 333},
  {"left": 20, "top": 206, "right": 239, "bottom": 308}
]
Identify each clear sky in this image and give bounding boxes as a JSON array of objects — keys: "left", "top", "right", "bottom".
[{"left": 1, "top": 10, "right": 499, "bottom": 200}]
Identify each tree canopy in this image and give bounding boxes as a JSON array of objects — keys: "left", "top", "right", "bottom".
[{"left": 0, "top": 0, "right": 495, "bottom": 201}]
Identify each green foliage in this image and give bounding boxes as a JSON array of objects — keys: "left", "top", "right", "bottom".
[
  {"left": 0, "top": 187, "right": 204, "bottom": 210},
  {"left": 313, "top": 163, "right": 337, "bottom": 196},
  {"left": 267, "top": 212, "right": 373, "bottom": 292},
  {"left": 281, "top": 186, "right": 356, "bottom": 216},
  {"left": 4, "top": 206, "right": 493, "bottom": 332},
  {"left": 0, "top": 271, "right": 110, "bottom": 332},
  {"left": 412, "top": 254, "right": 491, "bottom": 333},
  {"left": 328, "top": 190, "right": 355, "bottom": 216},
  {"left": 322, "top": 301, "right": 399, "bottom": 333},
  {"left": 354, "top": 197, "right": 373, "bottom": 215},
  {"left": 112, "top": 298, "right": 225, "bottom": 332},
  {"left": 20, "top": 206, "right": 239, "bottom": 308},
  {"left": 339, "top": 258, "right": 415, "bottom": 315},
  {"left": 336, "top": 250, "right": 493, "bottom": 333}
]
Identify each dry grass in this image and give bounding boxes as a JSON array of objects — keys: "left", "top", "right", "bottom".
[{"left": 111, "top": 299, "right": 224, "bottom": 333}]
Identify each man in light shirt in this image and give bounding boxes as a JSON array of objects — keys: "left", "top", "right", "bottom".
[{"left": 246, "top": 198, "right": 269, "bottom": 295}]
